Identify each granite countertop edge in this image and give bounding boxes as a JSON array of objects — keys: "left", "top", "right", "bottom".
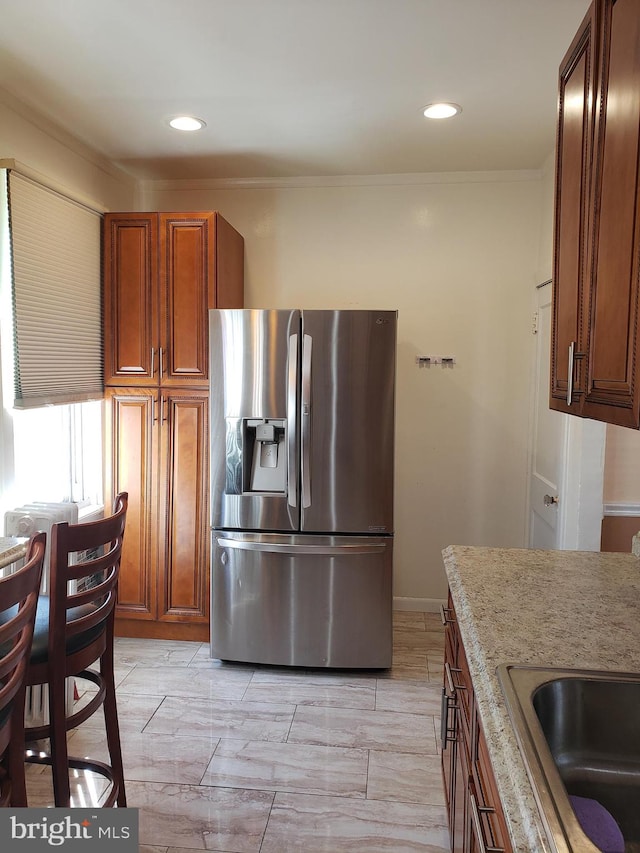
[{"left": 442, "top": 543, "right": 640, "bottom": 853}]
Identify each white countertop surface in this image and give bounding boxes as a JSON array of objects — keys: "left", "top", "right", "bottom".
[{"left": 442, "top": 544, "right": 640, "bottom": 853}]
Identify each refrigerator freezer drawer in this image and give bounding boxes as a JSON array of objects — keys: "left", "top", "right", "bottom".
[{"left": 211, "top": 532, "right": 393, "bottom": 668}]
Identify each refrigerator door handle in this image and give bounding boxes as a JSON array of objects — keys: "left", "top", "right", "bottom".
[
  {"left": 301, "top": 333, "right": 312, "bottom": 508},
  {"left": 216, "top": 537, "right": 386, "bottom": 555},
  {"left": 287, "top": 333, "right": 299, "bottom": 507}
]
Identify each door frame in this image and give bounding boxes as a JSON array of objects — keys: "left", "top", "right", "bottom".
[{"left": 526, "top": 281, "right": 605, "bottom": 550}]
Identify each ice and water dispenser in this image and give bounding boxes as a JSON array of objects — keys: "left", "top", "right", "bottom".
[{"left": 244, "top": 418, "right": 287, "bottom": 493}]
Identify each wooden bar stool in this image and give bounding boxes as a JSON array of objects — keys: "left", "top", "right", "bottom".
[
  {"left": 24, "top": 493, "right": 128, "bottom": 807},
  {"left": 0, "top": 533, "right": 46, "bottom": 807}
]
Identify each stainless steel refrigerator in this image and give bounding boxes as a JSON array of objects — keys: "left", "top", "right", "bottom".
[{"left": 209, "top": 309, "right": 396, "bottom": 667}]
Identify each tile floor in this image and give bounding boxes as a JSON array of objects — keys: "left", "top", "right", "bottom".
[{"left": 26, "top": 610, "right": 449, "bottom": 852}]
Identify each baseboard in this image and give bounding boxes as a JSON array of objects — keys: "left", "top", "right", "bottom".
[{"left": 393, "top": 596, "right": 446, "bottom": 613}]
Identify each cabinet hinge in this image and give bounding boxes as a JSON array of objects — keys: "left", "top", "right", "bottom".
[{"left": 532, "top": 311, "right": 539, "bottom": 335}]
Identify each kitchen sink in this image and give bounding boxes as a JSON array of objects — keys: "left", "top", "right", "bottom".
[{"left": 497, "top": 665, "right": 640, "bottom": 853}]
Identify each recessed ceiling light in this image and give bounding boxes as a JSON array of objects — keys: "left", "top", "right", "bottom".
[
  {"left": 169, "top": 116, "right": 206, "bottom": 131},
  {"left": 422, "top": 103, "right": 462, "bottom": 120}
]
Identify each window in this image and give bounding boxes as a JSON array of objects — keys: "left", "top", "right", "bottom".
[
  {"left": 6, "top": 168, "right": 103, "bottom": 408},
  {"left": 10, "top": 402, "right": 103, "bottom": 507},
  {"left": 0, "top": 167, "right": 104, "bottom": 517}
]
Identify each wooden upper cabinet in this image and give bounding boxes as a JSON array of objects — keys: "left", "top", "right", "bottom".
[
  {"left": 104, "top": 211, "right": 244, "bottom": 388},
  {"left": 160, "top": 214, "right": 212, "bottom": 386},
  {"left": 103, "top": 214, "right": 159, "bottom": 385},
  {"left": 550, "top": 5, "right": 596, "bottom": 415},
  {"left": 551, "top": 0, "right": 640, "bottom": 428},
  {"left": 581, "top": 0, "right": 640, "bottom": 426}
]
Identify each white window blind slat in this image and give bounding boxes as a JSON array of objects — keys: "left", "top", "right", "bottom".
[{"left": 8, "top": 170, "right": 103, "bottom": 407}]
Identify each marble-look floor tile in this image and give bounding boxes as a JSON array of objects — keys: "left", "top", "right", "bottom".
[
  {"left": 114, "top": 638, "right": 200, "bottom": 667},
  {"left": 380, "top": 661, "right": 429, "bottom": 680},
  {"left": 393, "top": 611, "right": 426, "bottom": 629},
  {"left": 427, "top": 652, "right": 444, "bottom": 683},
  {"left": 145, "top": 696, "right": 295, "bottom": 741},
  {"left": 74, "top": 664, "right": 133, "bottom": 693},
  {"left": 261, "top": 792, "right": 449, "bottom": 852},
  {"left": 129, "top": 780, "right": 273, "bottom": 852},
  {"left": 188, "top": 644, "right": 255, "bottom": 671},
  {"left": 433, "top": 718, "right": 443, "bottom": 753},
  {"left": 375, "top": 679, "right": 442, "bottom": 714},
  {"left": 288, "top": 705, "right": 438, "bottom": 754},
  {"left": 80, "top": 692, "right": 166, "bottom": 733},
  {"left": 203, "top": 738, "right": 368, "bottom": 797},
  {"left": 367, "top": 750, "right": 446, "bottom": 806},
  {"left": 394, "top": 629, "right": 444, "bottom": 653},
  {"left": 68, "top": 726, "right": 220, "bottom": 785},
  {"left": 25, "top": 763, "right": 110, "bottom": 808},
  {"left": 117, "top": 665, "right": 252, "bottom": 700},
  {"left": 243, "top": 671, "right": 376, "bottom": 709},
  {"left": 424, "top": 611, "right": 444, "bottom": 630}
]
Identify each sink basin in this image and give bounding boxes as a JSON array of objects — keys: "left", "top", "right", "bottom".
[{"left": 497, "top": 665, "right": 640, "bottom": 852}]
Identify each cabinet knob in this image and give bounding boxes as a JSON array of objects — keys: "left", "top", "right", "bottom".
[{"left": 543, "top": 494, "right": 558, "bottom": 507}]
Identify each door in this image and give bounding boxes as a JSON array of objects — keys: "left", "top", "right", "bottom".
[
  {"left": 530, "top": 282, "right": 562, "bottom": 548},
  {"left": 209, "top": 309, "right": 300, "bottom": 532},
  {"left": 300, "top": 310, "right": 396, "bottom": 534},
  {"left": 528, "top": 282, "right": 606, "bottom": 550}
]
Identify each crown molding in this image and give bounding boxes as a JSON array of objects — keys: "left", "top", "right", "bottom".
[
  {"left": 141, "top": 168, "right": 542, "bottom": 193},
  {"left": 0, "top": 85, "right": 136, "bottom": 188}
]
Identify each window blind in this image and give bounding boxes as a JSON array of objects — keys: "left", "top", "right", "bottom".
[{"left": 7, "top": 169, "right": 103, "bottom": 407}]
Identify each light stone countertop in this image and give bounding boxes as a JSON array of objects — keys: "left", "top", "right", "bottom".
[{"left": 442, "top": 544, "right": 640, "bottom": 853}]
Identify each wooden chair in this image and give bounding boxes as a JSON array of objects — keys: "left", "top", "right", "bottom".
[
  {"left": 0, "top": 532, "right": 46, "bottom": 807},
  {"left": 24, "top": 492, "right": 128, "bottom": 807}
]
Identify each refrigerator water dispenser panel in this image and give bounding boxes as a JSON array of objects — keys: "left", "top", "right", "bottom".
[
  {"left": 224, "top": 417, "right": 287, "bottom": 495},
  {"left": 247, "top": 419, "right": 287, "bottom": 493}
]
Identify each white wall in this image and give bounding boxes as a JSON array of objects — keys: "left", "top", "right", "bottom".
[
  {"left": 0, "top": 88, "right": 137, "bottom": 210},
  {"left": 536, "top": 152, "right": 555, "bottom": 283},
  {"left": 144, "top": 172, "right": 542, "bottom": 606}
]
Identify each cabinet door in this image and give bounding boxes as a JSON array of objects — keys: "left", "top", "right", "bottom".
[
  {"left": 104, "top": 214, "right": 159, "bottom": 386},
  {"left": 550, "top": 6, "right": 597, "bottom": 414},
  {"left": 582, "top": 0, "right": 640, "bottom": 427},
  {"left": 452, "top": 721, "right": 468, "bottom": 853},
  {"left": 156, "top": 389, "right": 210, "bottom": 635},
  {"left": 104, "top": 387, "right": 159, "bottom": 622},
  {"left": 159, "top": 214, "right": 214, "bottom": 387}
]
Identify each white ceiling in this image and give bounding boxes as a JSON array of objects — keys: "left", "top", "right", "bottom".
[{"left": 0, "top": 0, "right": 591, "bottom": 182}]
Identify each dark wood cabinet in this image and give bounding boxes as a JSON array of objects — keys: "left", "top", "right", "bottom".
[
  {"left": 551, "top": 0, "right": 640, "bottom": 428},
  {"left": 103, "top": 212, "right": 244, "bottom": 640},
  {"left": 104, "top": 212, "right": 243, "bottom": 387},
  {"left": 441, "top": 592, "right": 512, "bottom": 853},
  {"left": 550, "top": 4, "right": 596, "bottom": 415}
]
